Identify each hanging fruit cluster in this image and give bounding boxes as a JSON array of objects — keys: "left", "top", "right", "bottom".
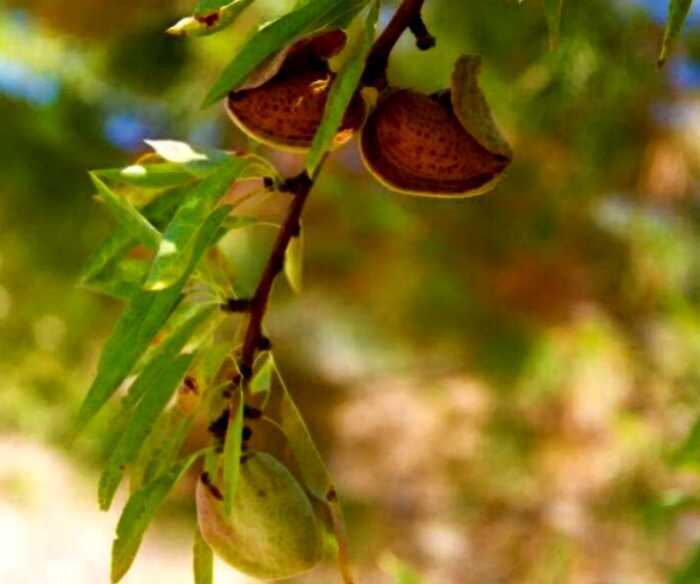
[
  {"left": 224, "top": 28, "right": 513, "bottom": 197},
  {"left": 78, "top": 2, "right": 516, "bottom": 584}
]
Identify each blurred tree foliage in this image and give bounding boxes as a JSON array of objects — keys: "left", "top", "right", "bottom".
[{"left": 3, "top": 0, "right": 700, "bottom": 581}]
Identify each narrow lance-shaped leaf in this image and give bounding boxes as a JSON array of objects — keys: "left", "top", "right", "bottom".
[
  {"left": 99, "top": 304, "right": 215, "bottom": 508},
  {"left": 327, "top": 0, "right": 370, "bottom": 28},
  {"left": 80, "top": 188, "right": 190, "bottom": 297},
  {"left": 82, "top": 258, "right": 150, "bottom": 302},
  {"left": 202, "top": 0, "right": 369, "bottom": 106},
  {"left": 543, "top": 0, "right": 564, "bottom": 50},
  {"left": 132, "top": 407, "right": 196, "bottom": 492},
  {"left": 80, "top": 230, "right": 134, "bottom": 286},
  {"left": 195, "top": 0, "right": 239, "bottom": 16},
  {"left": 144, "top": 160, "right": 245, "bottom": 291},
  {"left": 194, "top": 526, "right": 214, "bottom": 584},
  {"left": 99, "top": 352, "right": 195, "bottom": 510},
  {"left": 74, "top": 205, "right": 232, "bottom": 432},
  {"left": 275, "top": 364, "right": 354, "bottom": 584},
  {"left": 121, "top": 304, "right": 216, "bottom": 412},
  {"left": 93, "top": 163, "right": 198, "bottom": 189},
  {"left": 277, "top": 373, "right": 333, "bottom": 499},
  {"left": 222, "top": 389, "right": 245, "bottom": 517},
  {"left": 659, "top": 0, "right": 695, "bottom": 66},
  {"left": 306, "top": 0, "right": 380, "bottom": 175},
  {"left": 250, "top": 353, "right": 274, "bottom": 395},
  {"left": 284, "top": 223, "right": 304, "bottom": 294},
  {"left": 111, "top": 451, "right": 205, "bottom": 583},
  {"left": 90, "top": 173, "right": 161, "bottom": 250},
  {"left": 169, "top": 0, "right": 255, "bottom": 37}
]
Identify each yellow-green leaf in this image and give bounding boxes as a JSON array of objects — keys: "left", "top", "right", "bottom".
[
  {"left": 90, "top": 173, "right": 161, "bottom": 250},
  {"left": 306, "top": 0, "right": 379, "bottom": 175},
  {"left": 144, "top": 161, "right": 245, "bottom": 291},
  {"left": 98, "top": 352, "right": 195, "bottom": 510},
  {"left": 222, "top": 389, "right": 245, "bottom": 517},
  {"left": 168, "top": 0, "right": 255, "bottom": 37},
  {"left": 111, "top": 451, "right": 205, "bottom": 583},
  {"left": 250, "top": 353, "right": 274, "bottom": 395},
  {"left": 659, "top": 0, "right": 695, "bottom": 66},
  {"left": 75, "top": 205, "right": 231, "bottom": 433},
  {"left": 284, "top": 224, "right": 304, "bottom": 293},
  {"left": 202, "top": 0, "right": 370, "bottom": 106},
  {"left": 194, "top": 526, "right": 214, "bottom": 584}
]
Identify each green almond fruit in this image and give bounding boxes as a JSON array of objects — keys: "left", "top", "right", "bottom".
[{"left": 196, "top": 451, "right": 323, "bottom": 581}]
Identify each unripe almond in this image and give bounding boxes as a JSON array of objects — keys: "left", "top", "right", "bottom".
[
  {"left": 360, "top": 55, "right": 512, "bottom": 197},
  {"left": 196, "top": 452, "right": 323, "bottom": 581},
  {"left": 226, "top": 30, "right": 366, "bottom": 152}
]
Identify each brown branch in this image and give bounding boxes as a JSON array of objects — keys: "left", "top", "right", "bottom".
[
  {"left": 233, "top": 0, "right": 433, "bottom": 387},
  {"left": 237, "top": 172, "right": 313, "bottom": 378}
]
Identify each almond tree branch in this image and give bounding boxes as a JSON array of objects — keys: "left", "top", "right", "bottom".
[
  {"left": 233, "top": 0, "right": 434, "bottom": 383},
  {"left": 237, "top": 171, "right": 312, "bottom": 379}
]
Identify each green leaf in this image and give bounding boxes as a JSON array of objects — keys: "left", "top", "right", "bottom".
[
  {"left": 198, "top": 339, "right": 233, "bottom": 388},
  {"left": 93, "top": 163, "right": 198, "bottom": 189},
  {"left": 543, "top": 0, "right": 564, "bottom": 50},
  {"left": 327, "top": 0, "right": 370, "bottom": 28},
  {"left": 134, "top": 408, "right": 195, "bottom": 491},
  {"left": 275, "top": 363, "right": 355, "bottom": 582},
  {"left": 194, "top": 526, "right": 214, "bottom": 584},
  {"left": 111, "top": 451, "right": 204, "bottom": 583},
  {"left": 222, "top": 390, "right": 245, "bottom": 516},
  {"left": 90, "top": 173, "right": 161, "bottom": 250},
  {"left": 659, "top": 0, "right": 695, "bottom": 66},
  {"left": 276, "top": 366, "right": 333, "bottom": 501},
  {"left": 306, "top": 0, "right": 379, "bottom": 175},
  {"left": 169, "top": 0, "right": 255, "bottom": 37},
  {"left": 99, "top": 352, "right": 195, "bottom": 510},
  {"left": 75, "top": 205, "right": 232, "bottom": 433},
  {"left": 250, "top": 353, "right": 274, "bottom": 395},
  {"left": 80, "top": 231, "right": 136, "bottom": 288},
  {"left": 120, "top": 304, "right": 216, "bottom": 412},
  {"left": 80, "top": 188, "right": 189, "bottom": 295},
  {"left": 673, "top": 543, "right": 700, "bottom": 584},
  {"left": 284, "top": 224, "right": 304, "bottom": 293},
  {"left": 81, "top": 258, "right": 150, "bottom": 301},
  {"left": 195, "top": 0, "right": 238, "bottom": 16},
  {"left": 202, "top": 0, "right": 368, "bottom": 106},
  {"left": 144, "top": 161, "right": 245, "bottom": 291}
]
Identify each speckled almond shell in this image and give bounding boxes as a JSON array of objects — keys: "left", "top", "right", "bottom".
[
  {"left": 360, "top": 89, "right": 511, "bottom": 197},
  {"left": 226, "top": 65, "right": 366, "bottom": 152}
]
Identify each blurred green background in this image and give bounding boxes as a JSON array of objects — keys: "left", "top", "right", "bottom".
[{"left": 3, "top": 0, "right": 700, "bottom": 582}]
